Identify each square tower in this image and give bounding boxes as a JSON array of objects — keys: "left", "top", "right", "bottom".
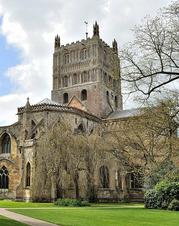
[{"left": 51, "top": 22, "right": 123, "bottom": 118}]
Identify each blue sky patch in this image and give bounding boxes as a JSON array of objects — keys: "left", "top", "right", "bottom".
[{"left": 0, "top": 17, "right": 21, "bottom": 96}]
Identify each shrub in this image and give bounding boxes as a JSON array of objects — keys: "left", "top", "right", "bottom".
[
  {"left": 168, "top": 199, "right": 179, "bottom": 211},
  {"left": 54, "top": 198, "right": 90, "bottom": 207},
  {"left": 144, "top": 189, "right": 162, "bottom": 209},
  {"left": 145, "top": 179, "right": 179, "bottom": 210}
]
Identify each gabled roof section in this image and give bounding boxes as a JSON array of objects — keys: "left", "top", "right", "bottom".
[
  {"left": 68, "top": 95, "right": 90, "bottom": 113},
  {"left": 37, "top": 98, "right": 60, "bottom": 105}
]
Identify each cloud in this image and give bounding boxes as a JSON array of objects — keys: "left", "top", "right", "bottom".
[{"left": 0, "top": 0, "right": 173, "bottom": 126}]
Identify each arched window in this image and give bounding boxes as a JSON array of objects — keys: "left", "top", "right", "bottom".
[
  {"left": 63, "top": 93, "right": 69, "bottom": 104},
  {"left": 26, "top": 163, "right": 31, "bottom": 187},
  {"left": 73, "top": 74, "right": 78, "bottom": 85},
  {"left": 81, "top": 89, "right": 87, "bottom": 101},
  {"left": 81, "top": 49, "right": 87, "bottom": 60},
  {"left": 99, "top": 165, "right": 109, "bottom": 188},
  {"left": 2, "top": 134, "right": 11, "bottom": 154},
  {"left": 0, "top": 166, "right": 9, "bottom": 189}
]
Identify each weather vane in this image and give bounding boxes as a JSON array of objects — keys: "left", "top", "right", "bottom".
[{"left": 84, "top": 21, "right": 88, "bottom": 39}]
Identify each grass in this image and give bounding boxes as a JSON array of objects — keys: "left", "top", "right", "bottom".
[
  {"left": 0, "top": 200, "right": 54, "bottom": 208},
  {"left": 9, "top": 208, "right": 179, "bottom": 226},
  {"left": 0, "top": 200, "right": 144, "bottom": 208},
  {"left": 0, "top": 215, "right": 26, "bottom": 226}
]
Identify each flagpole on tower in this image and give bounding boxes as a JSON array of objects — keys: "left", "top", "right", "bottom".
[{"left": 84, "top": 21, "right": 88, "bottom": 39}]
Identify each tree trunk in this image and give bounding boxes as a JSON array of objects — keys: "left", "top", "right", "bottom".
[{"left": 74, "top": 173, "right": 80, "bottom": 200}]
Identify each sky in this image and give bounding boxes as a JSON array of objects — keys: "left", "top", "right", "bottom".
[{"left": 0, "top": 0, "right": 173, "bottom": 126}]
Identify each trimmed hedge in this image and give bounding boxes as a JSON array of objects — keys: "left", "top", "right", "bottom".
[
  {"left": 145, "top": 179, "right": 179, "bottom": 211},
  {"left": 54, "top": 198, "right": 91, "bottom": 207}
]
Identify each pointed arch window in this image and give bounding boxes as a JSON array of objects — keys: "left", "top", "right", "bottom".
[
  {"left": 78, "top": 123, "right": 85, "bottom": 133},
  {"left": 106, "top": 91, "right": 110, "bottom": 103},
  {"left": 26, "top": 163, "right": 31, "bottom": 187},
  {"left": 99, "top": 165, "right": 109, "bottom": 188},
  {"left": 2, "top": 134, "right": 11, "bottom": 154},
  {"left": 0, "top": 166, "right": 9, "bottom": 189}
]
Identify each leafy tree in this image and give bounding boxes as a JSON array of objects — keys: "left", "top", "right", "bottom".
[{"left": 120, "top": 0, "right": 179, "bottom": 98}]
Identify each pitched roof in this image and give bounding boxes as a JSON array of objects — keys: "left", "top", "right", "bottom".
[
  {"left": 108, "top": 108, "right": 141, "bottom": 119},
  {"left": 37, "top": 98, "right": 60, "bottom": 105}
]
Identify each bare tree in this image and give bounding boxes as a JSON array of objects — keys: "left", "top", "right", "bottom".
[
  {"left": 32, "top": 120, "right": 108, "bottom": 201},
  {"left": 107, "top": 95, "right": 179, "bottom": 177},
  {"left": 120, "top": 0, "right": 179, "bottom": 98}
]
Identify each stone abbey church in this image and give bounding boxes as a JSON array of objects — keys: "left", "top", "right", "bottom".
[{"left": 0, "top": 22, "right": 143, "bottom": 202}]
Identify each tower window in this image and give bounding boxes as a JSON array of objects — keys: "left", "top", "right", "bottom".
[
  {"left": 73, "top": 74, "right": 78, "bottom": 85},
  {"left": 0, "top": 166, "right": 9, "bottom": 189},
  {"left": 104, "top": 72, "right": 107, "bottom": 84},
  {"left": 109, "top": 76, "right": 112, "bottom": 86},
  {"left": 63, "top": 93, "right": 69, "bottom": 104},
  {"left": 82, "top": 71, "right": 87, "bottom": 83},
  {"left": 81, "top": 89, "right": 87, "bottom": 101},
  {"left": 26, "top": 163, "right": 31, "bottom": 187},
  {"left": 81, "top": 49, "right": 87, "bottom": 60},
  {"left": 1, "top": 134, "right": 11, "bottom": 154},
  {"left": 99, "top": 165, "right": 109, "bottom": 188},
  {"left": 63, "top": 76, "right": 68, "bottom": 87},
  {"left": 104, "top": 50, "right": 106, "bottom": 61},
  {"left": 64, "top": 54, "right": 69, "bottom": 64}
]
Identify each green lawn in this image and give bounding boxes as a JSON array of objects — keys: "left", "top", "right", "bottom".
[
  {"left": 0, "top": 215, "right": 26, "bottom": 226},
  {"left": 9, "top": 208, "right": 179, "bottom": 226},
  {"left": 0, "top": 200, "right": 54, "bottom": 208}
]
